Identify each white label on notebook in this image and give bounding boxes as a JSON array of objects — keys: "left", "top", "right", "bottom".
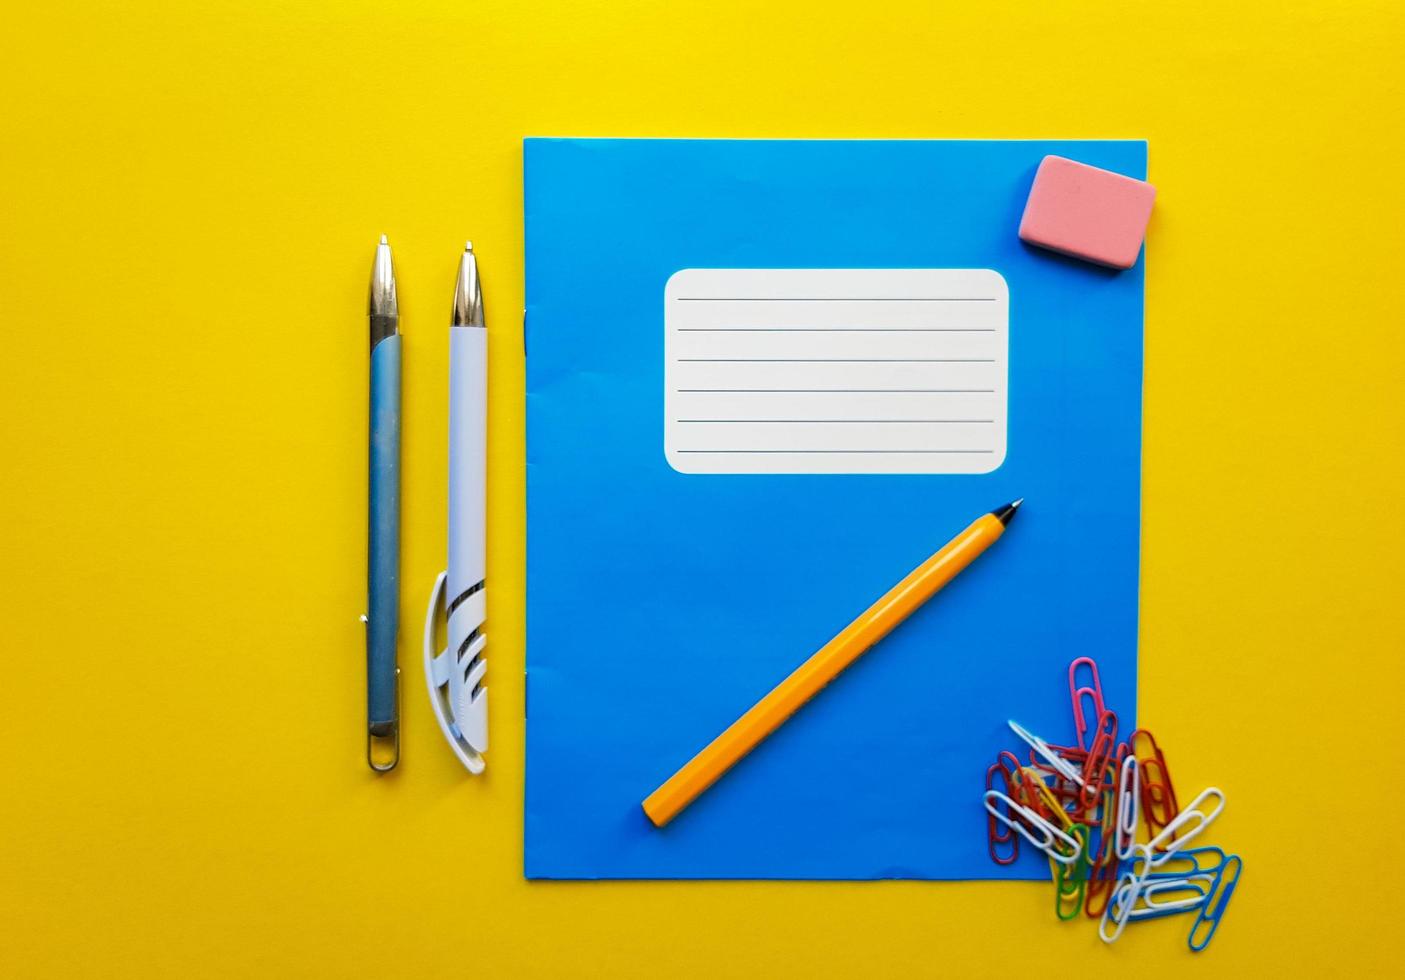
[{"left": 664, "top": 269, "right": 1009, "bottom": 474}]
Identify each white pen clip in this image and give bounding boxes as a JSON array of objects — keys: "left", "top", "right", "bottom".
[{"left": 423, "top": 571, "right": 487, "bottom": 773}]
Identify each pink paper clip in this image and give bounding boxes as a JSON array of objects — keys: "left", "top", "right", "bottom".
[{"left": 1069, "top": 656, "right": 1106, "bottom": 751}]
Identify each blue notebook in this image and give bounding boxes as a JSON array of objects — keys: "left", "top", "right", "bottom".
[{"left": 525, "top": 138, "right": 1144, "bottom": 879}]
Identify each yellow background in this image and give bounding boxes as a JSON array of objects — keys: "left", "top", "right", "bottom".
[{"left": 3, "top": 1, "right": 1403, "bottom": 976}]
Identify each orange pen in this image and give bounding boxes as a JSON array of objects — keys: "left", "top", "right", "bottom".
[{"left": 642, "top": 499, "right": 1023, "bottom": 827}]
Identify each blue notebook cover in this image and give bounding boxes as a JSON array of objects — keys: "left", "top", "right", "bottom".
[{"left": 525, "top": 138, "right": 1143, "bottom": 879}]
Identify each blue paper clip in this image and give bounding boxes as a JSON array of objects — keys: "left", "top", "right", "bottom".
[
  {"left": 1188, "top": 854, "right": 1243, "bottom": 952},
  {"left": 1101, "top": 872, "right": 1214, "bottom": 945},
  {"left": 1133, "top": 845, "right": 1228, "bottom": 880}
]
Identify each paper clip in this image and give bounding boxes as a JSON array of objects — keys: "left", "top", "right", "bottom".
[
  {"left": 1033, "top": 773, "right": 1086, "bottom": 811},
  {"left": 1053, "top": 825, "right": 1089, "bottom": 920},
  {"left": 1109, "top": 874, "right": 1213, "bottom": 922},
  {"left": 1068, "top": 656, "right": 1106, "bottom": 750},
  {"left": 1010, "top": 772, "right": 1051, "bottom": 827},
  {"left": 1082, "top": 797, "right": 1120, "bottom": 919},
  {"left": 1019, "top": 768, "right": 1077, "bottom": 833},
  {"left": 1040, "top": 741, "right": 1088, "bottom": 763},
  {"left": 1115, "top": 754, "right": 1140, "bottom": 860},
  {"left": 985, "top": 752, "right": 1022, "bottom": 865},
  {"left": 1132, "top": 845, "right": 1227, "bottom": 880},
  {"left": 1131, "top": 728, "right": 1180, "bottom": 846},
  {"left": 1084, "top": 861, "right": 1116, "bottom": 919},
  {"left": 1029, "top": 744, "right": 1099, "bottom": 817},
  {"left": 1025, "top": 752, "right": 1089, "bottom": 807},
  {"left": 1144, "top": 787, "right": 1225, "bottom": 867},
  {"left": 1008, "top": 720, "right": 1084, "bottom": 786},
  {"left": 983, "top": 790, "right": 1082, "bottom": 865},
  {"left": 1092, "top": 778, "right": 1117, "bottom": 844},
  {"left": 1009, "top": 766, "right": 1046, "bottom": 817},
  {"left": 1079, "top": 709, "right": 1118, "bottom": 807},
  {"left": 1098, "top": 866, "right": 1143, "bottom": 944},
  {"left": 1083, "top": 849, "right": 1118, "bottom": 918},
  {"left": 1188, "top": 854, "right": 1243, "bottom": 952}
]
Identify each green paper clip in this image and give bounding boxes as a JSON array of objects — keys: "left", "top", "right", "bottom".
[{"left": 1054, "top": 825, "right": 1090, "bottom": 920}]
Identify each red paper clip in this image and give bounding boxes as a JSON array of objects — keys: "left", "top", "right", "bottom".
[
  {"left": 985, "top": 751, "right": 1022, "bottom": 865},
  {"left": 1084, "top": 843, "right": 1119, "bottom": 915},
  {"left": 1079, "top": 709, "right": 1118, "bottom": 808},
  {"left": 1084, "top": 841, "right": 1119, "bottom": 917},
  {"left": 1010, "top": 766, "right": 1047, "bottom": 818},
  {"left": 1082, "top": 779, "right": 1121, "bottom": 917},
  {"left": 1040, "top": 742, "right": 1088, "bottom": 764},
  {"left": 1068, "top": 656, "right": 1106, "bottom": 750},
  {"left": 1027, "top": 743, "right": 1087, "bottom": 788},
  {"left": 1131, "top": 728, "right": 1180, "bottom": 848},
  {"left": 1043, "top": 778, "right": 1086, "bottom": 810},
  {"left": 1028, "top": 740, "right": 1108, "bottom": 821}
]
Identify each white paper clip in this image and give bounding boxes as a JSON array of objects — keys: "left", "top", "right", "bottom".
[
  {"left": 1145, "top": 787, "right": 1225, "bottom": 867},
  {"left": 982, "top": 789, "right": 1083, "bottom": 865},
  {"left": 1007, "top": 719, "right": 1084, "bottom": 786},
  {"left": 422, "top": 571, "right": 487, "bottom": 774},
  {"left": 1099, "top": 865, "right": 1144, "bottom": 944},
  {"left": 1102, "top": 869, "right": 1214, "bottom": 946},
  {"left": 1115, "top": 754, "right": 1141, "bottom": 860},
  {"left": 1132, "top": 845, "right": 1227, "bottom": 879},
  {"left": 1124, "top": 876, "right": 1214, "bottom": 919}
]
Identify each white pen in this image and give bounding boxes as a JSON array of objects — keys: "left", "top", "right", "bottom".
[{"left": 422, "top": 242, "right": 488, "bottom": 773}]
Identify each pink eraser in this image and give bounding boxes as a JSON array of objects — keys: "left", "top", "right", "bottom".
[{"left": 1018, "top": 155, "right": 1156, "bottom": 270}]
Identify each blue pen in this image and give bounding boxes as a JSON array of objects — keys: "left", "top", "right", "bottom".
[{"left": 366, "top": 234, "right": 401, "bottom": 771}]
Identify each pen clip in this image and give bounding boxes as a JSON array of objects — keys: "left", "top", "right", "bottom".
[
  {"left": 422, "top": 571, "right": 487, "bottom": 774},
  {"left": 362, "top": 613, "right": 400, "bottom": 772},
  {"left": 368, "top": 721, "right": 399, "bottom": 772}
]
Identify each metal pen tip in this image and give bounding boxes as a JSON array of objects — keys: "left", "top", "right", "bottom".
[
  {"left": 369, "top": 235, "right": 398, "bottom": 322},
  {"left": 452, "top": 242, "right": 485, "bottom": 328},
  {"left": 992, "top": 498, "right": 1023, "bottom": 527}
]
